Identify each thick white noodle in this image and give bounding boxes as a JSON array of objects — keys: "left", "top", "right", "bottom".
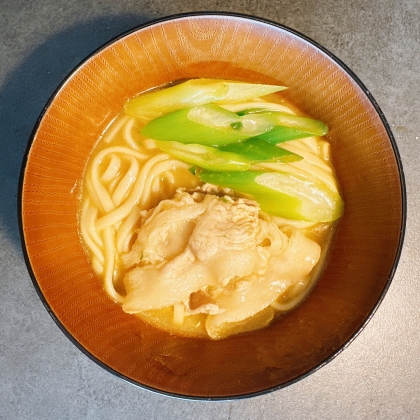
[
  {"left": 281, "top": 141, "right": 333, "bottom": 173},
  {"left": 319, "top": 140, "right": 331, "bottom": 161},
  {"left": 86, "top": 206, "right": 104, "bottom": 250},
  {"left": 271, "top": 275, "right": 312, "bottom": 312},
  {"left": 103, "top": 226, "right": 124, "bottom": 303},
  {"left": 270, "top": 293, "right": 306, "bottom": 312},
  {"left": 95, "top": 153, "right": 170, "bottom": 231},
  {"left": 151, "top": 177, "right": 161, "bottom": 193},
  {"left": 86, "top": 176, "right": 105, "bottom": 213},
  {"left": 298, "top": 136, "right": 321, "bottom": 155},
  {"left": 101, "top": 154, "right": 121, "bottom": 182},
  {"left": 90, "top": 157, "right": 116, "bottom": 214},
  {"left": 163, "top": 171, "right": 176, "bottom": 185},
  {"left": 256, "top": 157, "right": 338, "bottom": 193},
  {"left": 272, "top": 215, "right": 318, "bottom": 229},
  {"left": 111, "top": 156, "right": 140, "bottom": 206},
  {"left": 90, "top": 147, "right": 150, "bottom": 224},
  {"left": 92, "top": 256, "right": 104, "bottom": 275},
  {"left": 138, "top": 159, "right": 190, "bottom": 209},
  {"left": 297, "top": 161, "right": 338, "bottom": 192},
  {"left": 123, "top": 118, "right": 141, "bottom": 150},
  {"left": 92, "top": 146, "right": 149, "bottom": 166},
  {"left": 107, "top": 172, "right": 123, "bottom": 194},
  {"left": 255, "top": 161, "right": 310, "bottom": 178},
  {"left": 80, "top": 199, "right": 104, "bottom": 265},
  {"left": 101, "top": 114, "right": 130, "bottom": 143},
  {"left": 116, "top": 205, "right": 142, "bottom": 254}
]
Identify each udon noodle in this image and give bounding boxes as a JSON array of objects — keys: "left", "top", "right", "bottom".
[{"left": 79, "top": 80, "right": 342, "bottom": 339}]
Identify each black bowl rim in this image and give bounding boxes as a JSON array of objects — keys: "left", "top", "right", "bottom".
[{"left": 18, "top": 11, "right": 407, "bottom": 401}]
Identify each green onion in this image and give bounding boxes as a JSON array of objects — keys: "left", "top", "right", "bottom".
[
  {"left": 252, "top": 126, "right": 314, "bottom": 144},
  {"left": 198, "top": 170, "right": 344, "bottom": 222},
  {"left": 141, "top": 103, "right": 328, "bottom": 147},
  {"left": 219, "top": 138, "right": 302, "bottom": 163},
  {"left": 155, "top": 141, "right": 251, "bottom": 171},
  {"left": 125, "top": 79, "right": 228, "bottom": 121},
  {"left": 237, "top": 108, "right": 328, "bottom": 137},
  {"left": 141, "top": 107, "right": 250, "bottom": 146},
  {"left": 213, "top": 81, "right": 287, "bottom": 103},
  {"left": 236, "top": 107, "right": 270, "bottom": 116},
  {"left": 125, "top": 78, "right": 286, "bottom": 121},
  {"left": 187, "top": 104, "right": 276, "bottom": 137},
  {"left": 268, "top": 112, "right": 328, "bottom": 136}
]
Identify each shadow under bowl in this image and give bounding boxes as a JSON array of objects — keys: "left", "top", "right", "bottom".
[{"left": 20, "top": 12, "right": 406, "bottom": 399}]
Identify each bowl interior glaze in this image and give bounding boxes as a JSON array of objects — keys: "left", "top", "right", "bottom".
[{"left": 20, "top": 13, "right": 405, "bottom": 399}]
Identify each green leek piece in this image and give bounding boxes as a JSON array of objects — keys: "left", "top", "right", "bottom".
[
  {"left": 219, "top": 138, "right": 302, "bottom": 163},
  {"left": 198, "top": 170, "right": 344, "bottom": 222},
  {"left": 213, "top": 81, "right": 287, "bottom": 103},
  {"left": 141, "top": 104, "right": 309, "bottom": 146},
  {"left": 187, "top": 104, "right": 277, "bottom": 137},
  {"left": 252, "top": 126, "right": 314, "bottom": 144},
  {"left": 236, "top": 108, "right": 270, "bottom": 116},
  {"left": 124, "top": 78, "right": 287, "bottom": 121},
  {"left": 141, "top": 107, "right": 251, "bottom": 146},
  {"left": 237, "top": 108, "right": 328, "bottom": 136},
  {"left": 270, "top": 112, "right": 328, "bottom": 136},
  {"left": 141, "top": 99, "right": 328, "bottom": 146},
  {"left": 155, "top": 141, "right": 251, "bottom": 171}
]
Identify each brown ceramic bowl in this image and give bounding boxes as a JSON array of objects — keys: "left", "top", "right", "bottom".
[{"left": 20, "top": 13, "right": 406, "bottom": 399}]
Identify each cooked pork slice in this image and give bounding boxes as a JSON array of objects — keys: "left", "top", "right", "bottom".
[
  {"left": 121, "top": 189, "right": 319, "bottom": 333},
  {"left": 205, "top": 228, "right": 321, "bottom": 339},
  {"left": 122, "top": 246, "right": 266, "bottom": 313},
  {"left": 188, "top": 195, "right": 261, "bottom": 261},
  {"left": 123, "top": 247, "right": 208, "bottom": 312},
  {"left": 121, "top": 191, "right": 206, "bottom": 267}
]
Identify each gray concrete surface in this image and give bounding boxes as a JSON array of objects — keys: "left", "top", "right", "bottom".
[{"left": 1, "top": 1, "right": 419, "bottom": 419}]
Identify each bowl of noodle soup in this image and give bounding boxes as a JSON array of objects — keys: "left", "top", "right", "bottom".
[{"left": 20, "top": 13, "right": 405, "bottom": 399}]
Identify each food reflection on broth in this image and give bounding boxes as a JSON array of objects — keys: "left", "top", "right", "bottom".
[{"left": 79, "top": 79, "right": 344, "bottom": 340}]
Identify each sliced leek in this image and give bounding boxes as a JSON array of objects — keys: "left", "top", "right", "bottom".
[{"left": 125, "top": 78, "right": 287, "bottom": 121}]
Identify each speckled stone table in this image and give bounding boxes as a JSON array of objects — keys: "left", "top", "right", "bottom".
[{"left": 1, "top": 1, "right": 419, "bottom": 419}]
